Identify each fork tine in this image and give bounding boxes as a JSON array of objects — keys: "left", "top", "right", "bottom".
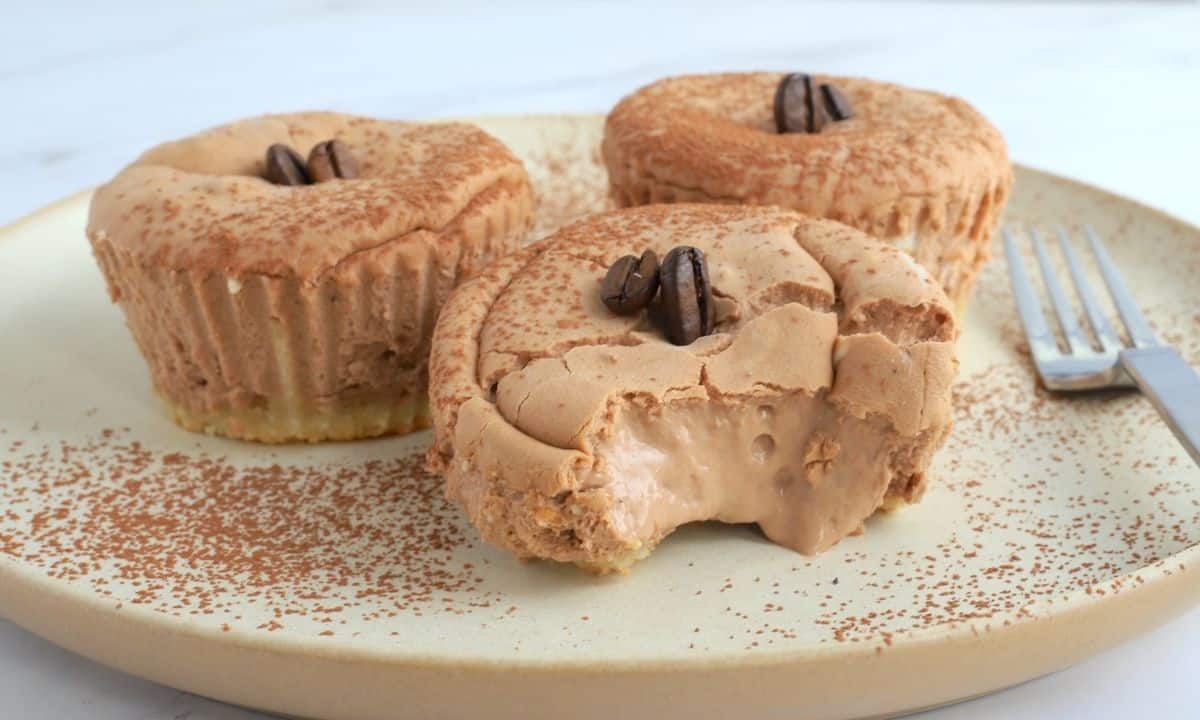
[
  {"left": 1057, "top": 228, "right": 1123, "bottom": 353},
  {"left": 1085, "top": 226, "right": 1159, "bottom": 348},
  {"left": 1031, "top": 229, "right": 1093, "bottom": 355},
  {"left": 1004, "top": 228, "right": 1059, "bottom": 359}
]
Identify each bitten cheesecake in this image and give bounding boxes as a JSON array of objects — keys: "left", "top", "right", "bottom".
[
  {"left": 602, "top": 72, "right": 1012, "bottom": 306},
  {"left": 428, "top": 204, "right": 958, "bottom": 572},
  {"left": 88, "top": 112, "right": 534, "bottom": 443}
]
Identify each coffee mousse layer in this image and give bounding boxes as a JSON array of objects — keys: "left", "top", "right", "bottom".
[{"left": 429, "top": 204, "right": 958, "bottom": 572}]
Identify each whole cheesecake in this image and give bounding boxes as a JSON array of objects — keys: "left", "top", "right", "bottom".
[
  {"left": 428, "top": 204, "right": 958, "bottom": 573},
  {"left": 602, "top": 72, "right": 1013, "bottom": 307},
  {"left": 88, "top": 112, "right": 534, "bottom": 443}
]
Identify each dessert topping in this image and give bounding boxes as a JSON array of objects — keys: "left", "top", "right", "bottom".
[
  {"left": 264, "top": 139, "right": 358, "bottom": 185},
  {"left": 660, "top": 245, "right": 714, "bottom": 346},
  {"left": 774, "top": 73, "right": 854, "bottom": 133},
  {"left": 599, "top": 246, "right": 715, "bottom": 346},
  {"left": 307, "top": 139, "right": 359, "bottom": 182},
  {"left": 601, "top": 250, "right": 660, "bottom": 315},
  {"left": 820, "top": 84, "right": 853, "bottom": 123},
  {"left": 264, "top": 143, "right": 310, "bottom": 186}
]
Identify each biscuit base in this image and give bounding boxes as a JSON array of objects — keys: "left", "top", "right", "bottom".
[{"left": 162, "top": 393, "right": 432, "bottom": 444}]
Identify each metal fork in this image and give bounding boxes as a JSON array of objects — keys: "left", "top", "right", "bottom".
[{"left": 1004, "top": 226, "right": 1200, "bottom": 466}]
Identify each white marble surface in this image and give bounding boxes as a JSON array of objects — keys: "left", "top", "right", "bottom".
[{"left": 2, "top": 1, "right": 1199, "bottom": 718}]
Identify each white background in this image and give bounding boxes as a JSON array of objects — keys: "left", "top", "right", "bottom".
[{"left": 2, "top": 1, "right": 1199, "bottom": 718}]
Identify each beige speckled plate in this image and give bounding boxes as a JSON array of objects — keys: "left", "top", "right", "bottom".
[{"left": 1, "top": 115, "right": 1199, "bottom": 720}]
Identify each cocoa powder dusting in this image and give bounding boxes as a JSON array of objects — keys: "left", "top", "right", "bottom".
[{"left": 1, "top": 430, "right": 498, "bottom": 628}]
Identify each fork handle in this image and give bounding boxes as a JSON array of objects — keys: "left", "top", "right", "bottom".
[{"left": 1120, "top": 347, "right": 1200, "bottom": 467}]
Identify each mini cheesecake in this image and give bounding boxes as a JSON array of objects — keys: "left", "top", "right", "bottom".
[
  {"left": 428, "top": 204, "right": 958, "bottom": 573},
  {"left": 88, "top": 112, "right": 534, "bottom": 443},
  {"left": 602, "top": 72, "right": 1013, "bottom": 307}
]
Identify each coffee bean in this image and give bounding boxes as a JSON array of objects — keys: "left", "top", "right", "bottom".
[
  {"left": 774, "top": 73, "right": 815, "bottom": 134},
  {"left": 775, "top": 74, "right": 852, "bottom": 133},
  {"left": 602, "top": 250, "right": 661, "bottom": 315},
  {"left": 307, "top": 139, "right": 359, "bottom": 182},
  {"left": 820, "top": 83, "right": 854, "bottom": 122},
  {"left": 264, "top": 144, "right": 310, "bottom": 186},
  {"left": 659, "top": 246, "right": 714, "bottom": 346},
  {"left": 809, "top": 83, "right": 831, "bottom": 133}
]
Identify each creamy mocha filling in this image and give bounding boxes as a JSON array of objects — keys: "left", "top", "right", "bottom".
[{"left": 579, "top": 390, "right": 907, "bottom": 555}]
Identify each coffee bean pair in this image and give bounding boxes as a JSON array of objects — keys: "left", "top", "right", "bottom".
[
  {"left": 264, "top": 139, "right": 358, "bottom": 186},
  {"left": 601, "top": 246, "right": 715, "bottom": 346},
  {"left": 774, "top": 73, "right": 853, "bottom": 134}
]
